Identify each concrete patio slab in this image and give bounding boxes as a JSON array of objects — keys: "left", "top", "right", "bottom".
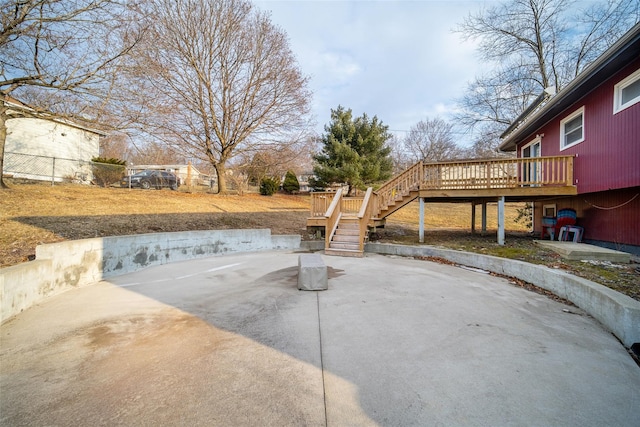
[
  {"left": 1, "top": 251, "right": 639, "bottom": 426},
  {"left": 534, "top": 240, "right": 631, "bottom": 262}
]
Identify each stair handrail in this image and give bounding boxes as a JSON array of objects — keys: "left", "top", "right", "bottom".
[
  {"left": 374, "top": 161, "right": 423, "bottom": 215},
  {"left": 325, "top": 188, "right": 344, "bottom": 250},
  {"left": 357, "top": 187, "right": 375, "bottom": 252},
  {"left": 357, "top": 187, "right": 374, "bottom": 219}
]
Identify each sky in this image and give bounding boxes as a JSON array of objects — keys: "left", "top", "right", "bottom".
[{"left": 254, "top": 0, "right": 494, "bottom": 146}]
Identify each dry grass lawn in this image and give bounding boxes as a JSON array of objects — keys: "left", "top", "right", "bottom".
[
  {"left": 0, "top": 182, "right": 310, "bottom": 267},
  {"left": 1, "top": 181, "right": 637, "bottom": 301}
]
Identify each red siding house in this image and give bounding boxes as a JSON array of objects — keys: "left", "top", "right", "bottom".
[{"left": 499, "top": 22, "right": 640, "bottom": 254}]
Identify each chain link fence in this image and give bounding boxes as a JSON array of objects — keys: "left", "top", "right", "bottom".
[{"left": 4, "top": 152, "right": 125, "bottom": 186}]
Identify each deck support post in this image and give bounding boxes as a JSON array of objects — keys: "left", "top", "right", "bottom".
[
  {"left": 471, "top": 202, "right": 476, "bottom": 234},
  {"left": 419, "top": 197, "right": 425, "bottom": 243},
  {"left": 481, "top": 202, "right": 487, "bottom": 235},
  {"left": 497, "top": 196, "right": 505, "bottom": 245}
]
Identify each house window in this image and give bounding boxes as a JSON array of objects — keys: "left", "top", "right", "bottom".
[
  {"left": 560, "top": 107, "right": 584, "bottom": 150},
  {"left": 614, "top": 68, "right": 640, "bottom": 114},
  {"left": 543, "top": 204, "right": 557, "bottom": 217}
]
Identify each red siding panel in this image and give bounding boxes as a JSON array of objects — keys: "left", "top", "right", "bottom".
[
  {"left": 530, "top": 57, "right": 640, "bottom": 194},
  {"left": 517, "top": 51, "right": 640, "bottom": 250},
  {"left": 534, "top": 187, "right": 640, "bottom": 247}
]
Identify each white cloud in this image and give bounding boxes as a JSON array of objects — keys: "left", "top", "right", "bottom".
[
  {"left": 255, "top": 0, "right": 493, "bottom": 145},
  {"left": 316, "top": 51, "right": 362, "bottom": 83}
]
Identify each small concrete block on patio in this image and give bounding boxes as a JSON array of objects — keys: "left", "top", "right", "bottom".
[
  {"left": 534, "top": 241, "right": 631, "bottom": 263},
  {"left": 298, "top": 253, "right": 328, "bottom": 291}
]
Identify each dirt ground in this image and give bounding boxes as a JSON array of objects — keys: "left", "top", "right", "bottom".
[{"left": 1, "top": 181, "right": 638, "bottom": 301}]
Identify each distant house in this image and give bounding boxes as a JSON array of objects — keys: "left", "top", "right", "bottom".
[
  {"left": 3, "top": 97, "right": 105, "bottom": 183},
  {"left": 499, "top": 22, "right": 640, "bottom": 252},
  {"left": 296, "top": 172, "right": 314, "bottom": 192}
]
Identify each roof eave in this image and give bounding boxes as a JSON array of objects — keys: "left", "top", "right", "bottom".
[
  {"left": 3, "top": 98, "right": 108, "bottom": 137},
  {"left": 499, "top": 22, "right": 640, "bottom": 152}
]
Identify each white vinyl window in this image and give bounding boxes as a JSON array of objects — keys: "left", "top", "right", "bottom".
[
  {"left": 614, "top": 68, "right": 640, "bottom": 114},
  {"left": 560, "top": 107, "right": 584, "bottom": 150}
]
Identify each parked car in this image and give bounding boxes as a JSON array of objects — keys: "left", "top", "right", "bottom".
[{"left": 121, "top": 170, "right": 179, "bottom": 190}]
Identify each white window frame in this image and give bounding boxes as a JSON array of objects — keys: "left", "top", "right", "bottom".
[
  {"left": 521, "top": 136, "right": 541, "bottom": 158},
  {"left": 520, "top": 136, "right": 542, "bottom": 186},
  {"left": 560, "top": 106, "right": 585, "bottom": 150},
  {"left": 542, "top": 204, "right": 557, "bottom": 218},
  {"left": 614, "top": 68, "right": 640, "bottom": 114}
]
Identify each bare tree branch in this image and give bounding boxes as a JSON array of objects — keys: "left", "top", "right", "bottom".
[
  {"left": 0, "top": 0, "right": 145, "bottom": 188},
  {"left": 454, "top": 0, "right": 639, "bottom": 142},
  {"left": 401, "top": 118, "right": 462, "bottom": 163},
  {"left": 122, "top": 0, "right": 312, "bottom": 194}
]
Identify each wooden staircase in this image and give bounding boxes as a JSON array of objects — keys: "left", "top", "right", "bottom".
[
  {"left": 372, "top": 162, "right": 423, "bottom": 222},
  {"left": 321, "top": 188, "right": 376, "bottom": 258},
  {"left": 375, "top": 190, "right": 420, "bottom": 220},
  {"left": 320, "top": 167, "right": 423, "bottom": 258},
  {"left": 325, "top": 215, "right": 364, "bottom": 257}
]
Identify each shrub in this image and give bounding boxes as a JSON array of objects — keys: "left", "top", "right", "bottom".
[
  {"left": 282, "top": 170, "right": 300, "bottom": 194},
  {"left": 91, "top": 157, "right": 126, "bottom": 187},
  {"left": 259, "top": 176, "right": 280, "bottom": 196},
  {"left": 514, "top": 202, "right": 533, "bottom": 229}
]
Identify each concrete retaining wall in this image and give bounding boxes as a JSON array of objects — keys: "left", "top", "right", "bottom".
[
  {"left": 366, "top": 243, "right": 640, "bottom": 348},
  {"left": 3, "top": 234, "right": 637, "bottom": 349},
  {"left": 1, "top": 229, "right": 300, "bottom": 322}
]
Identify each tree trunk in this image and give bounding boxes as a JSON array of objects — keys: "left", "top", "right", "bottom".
[
  {"left": 214, "top": 163, "right": 227, "bottom": 195},
  {"left": 346, "top": 183, "right": 355, "bottom": 197},
  {"left": 0, "top": 105, "right": 9, "bottom": 189}
]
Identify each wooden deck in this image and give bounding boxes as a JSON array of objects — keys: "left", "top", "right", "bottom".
[
  {"left": 310, "top": 156, "right": 576, "bottom": 219},
  {"left": 307, "top": 156, "right": 577, "bottom": 251}
]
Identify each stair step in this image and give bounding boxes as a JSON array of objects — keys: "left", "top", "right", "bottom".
[
  {"left": 335, "top": 228, "right": 359, "bottom": 236},
  {"left": 338, "top": 223, "right": 359, "bottom": 229},
  {"left": 334, "top": 234, "right": 359, "bottom": 240},
  {"left": 332, "top": 234, "right": 359, "bottom": 243},
  {"left": 329, "top": 242, "right": 360, "bottom": 250},
  {"left": 339, "top": 217, "right": 359, "bottom": 222},
  {"left": 325, "top": 248, "right": 364, "bottom": 258}
]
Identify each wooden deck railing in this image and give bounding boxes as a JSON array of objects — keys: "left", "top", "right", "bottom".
[
  {"left": 310, "top": 191, "right": 364, "bottom": 216},
  {"left": 310, "top": 192, "right": 334, "bottom": 217},
  {"left": 309, "top": 156, "right": 575, "bottom": 218},
  {"left": 421, "top": 156, "right": 574, "bottom": 189},
  {"left": 341, "top": 196, "right": 363, "bottom": 214}
]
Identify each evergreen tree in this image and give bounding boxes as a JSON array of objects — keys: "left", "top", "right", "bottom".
[
  {"left": 259, "top": 177, "right": 279, "bottom": 196},
  {"left": 282, "top": 170, "right": 300, "bottom": 194},
  {"left": 313, "top": 106, "right": 393, "bottom": 195}
]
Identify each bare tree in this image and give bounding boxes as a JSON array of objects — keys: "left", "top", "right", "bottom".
[
  {"left": 0, "top": 0, "right": 142, "bottom": 188},
  {"left": 462, "top": 123, "right": 514, "bottom": 159},
  {"left": 99, "top": 133, "right": 134, "bottom": 160},
  {"left": 455, "top": 0, "right": 639, "bottom": 132},
  {"left": 402, "top": 118, "right": 461, "bottom": 163},
  {"left": 127, "top": 0, "right": 312, "bottom": 194},
  {"left": 128, "top": 141, "right": 182, "bottom": 166},
  {"left": 237, "top": 137, "right": 315, "bottom": 186},
  {"left": 388, "top": 134, "right": 413, "bottom": 174}
]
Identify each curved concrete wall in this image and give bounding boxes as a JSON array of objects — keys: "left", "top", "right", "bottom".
[
  {"left": 2, "top": 234, "right": 637, "bottom": 349},
  {"left": 1, "top": 229, "right": 300, "bottom": 322},
  {"left": 365, "top": 243, "right": 640, "bottom": 348}
]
